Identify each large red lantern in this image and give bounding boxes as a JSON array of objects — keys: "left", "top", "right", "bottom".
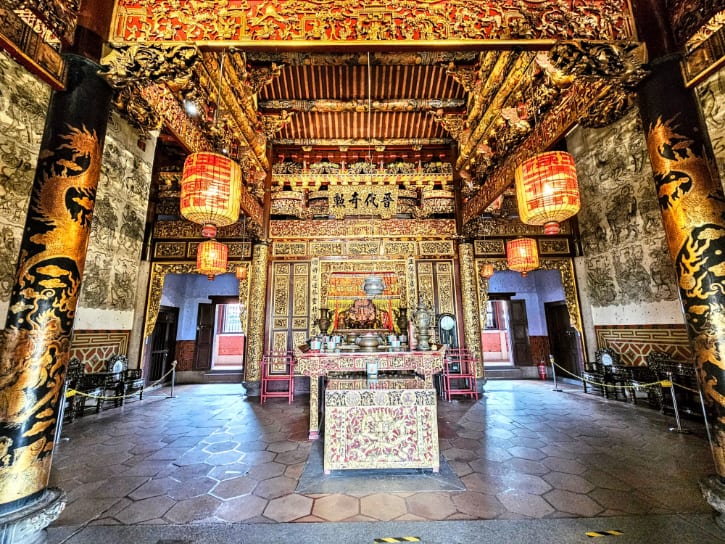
[
  {"left": 197, "top": 239, "right": 228, "bottom": 280},
  {"left": 180, "top": 152, "right": 242, "bottom": 239},
  {"left": 515, "top": 151, "right": 580, "bottom": 235},
  {"left": 506, "top": 238, "right": 539, "bottom": 277}
]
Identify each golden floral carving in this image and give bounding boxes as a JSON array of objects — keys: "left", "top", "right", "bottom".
[
  {"left": 245, "top": 242, "right": 269, "bottom": 382},
  {"left": 458, "top": 242, "right": 483, "bottom": 375}
]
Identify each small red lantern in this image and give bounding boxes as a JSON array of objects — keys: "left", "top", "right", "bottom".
[
  {"left": 197, "top": 239, "right": 228, "bottom": 280},
  {"left": 506, "top": 238, "right": 539, "bottom": 277},
  {"left": 515, "top": 151, "right": 580, "bottom": 235},
  {"left": 235, "top": 264, "right": 248, "bottom": 281},
  {"left": 180, "top": 152, "right": 242, "bottom": 239},
  {"left": 479, "top": 263, "right": 494, "bottom": 279}
]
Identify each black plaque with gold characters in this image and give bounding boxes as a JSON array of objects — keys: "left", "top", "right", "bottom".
[{"left": 0, "top": 54, "right": 112, "bottom": 513}]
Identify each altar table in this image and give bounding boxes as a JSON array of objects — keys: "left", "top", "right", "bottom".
[
  {"left": 294, "top": 349, "right": 445, "bottom": 439},
  {"left": 324, "top": 377, "right": 439, "bottom": 473}
]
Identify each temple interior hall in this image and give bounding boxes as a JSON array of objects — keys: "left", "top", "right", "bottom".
[{"left": 2, "top": 1, "right": 725, "bottom": 543}]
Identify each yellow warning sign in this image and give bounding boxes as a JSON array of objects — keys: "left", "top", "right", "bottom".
[{"left": 374, "top": 538, "right": 421, "bottom": 543}]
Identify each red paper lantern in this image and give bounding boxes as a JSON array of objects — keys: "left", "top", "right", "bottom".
[
  {"left": 235, "top": 264, "right": 248, "bottom": 281},
  {"left": 197, "top": 239, "right": 228, "bottom": 280},
  {"left": 515, "top": 151, "right": 580, "bottom": 235},
  {"left": 506, "top": 238, "right": 539, "bottom": 277},
  {"left": 180, "top": 152, "right": 242, "bottom": 239},
  {"left": 479, "top": 263, "right": 495, "bottom": 279}
]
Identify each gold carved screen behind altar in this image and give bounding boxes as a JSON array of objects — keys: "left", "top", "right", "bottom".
[
  {"left": 271, "top": 262, "right": 310, "bottom": 351},
  {"left": 326, "top": 271, "right": 401, "bottom": 332}
]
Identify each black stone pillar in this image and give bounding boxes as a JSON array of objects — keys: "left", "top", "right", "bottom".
[
  {"left": 638, "top": 56, "right": 725, "bottom": 475},
  {"left": 0, "top": 53, "right": 111, "bottom": 522}
]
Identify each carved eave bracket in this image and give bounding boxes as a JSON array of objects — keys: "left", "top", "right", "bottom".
[
  {"left": 99, "top": 43, "right": 206, "bottom": 143},
  {"left": 429, "top": 111, "right": 468, "bottom": 142},
  {"left": 260, "top": 110, "right": 294, "bottom": 139},
  {"left": 246, "top": 62, "right": 283, "bottom": 95}
]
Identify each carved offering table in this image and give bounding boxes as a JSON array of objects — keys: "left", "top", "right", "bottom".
[
  {"left": 324, "top": 377, "right": 439, "bottom": 473},
  {"left": 295, "top": 349, "right": 445, "bottom": 439}
]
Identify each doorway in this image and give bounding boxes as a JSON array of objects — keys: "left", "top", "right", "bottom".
[
  {"left": 148, "top": 306, "right": 178, "bottom": 383},
  {"left": 211, "top": 301, "right": 245, "bottom": 370},
  {"left": 481, "top": 299, "right": 513, "bottom": 366},
  {"left": 545, "top": 301, "right": 584, "bottom": 378}
]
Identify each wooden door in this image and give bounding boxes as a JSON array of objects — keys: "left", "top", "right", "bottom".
[
  {"left": 545, "top": 301, "right": 583, "bottom": 377},
  {"left": 510, "top": 299, "right": 532, "bottom": 365},
  {"left": 193, "top": 302, "right": 214, "bottom": 370},
  {"left": 148, "top": 306, "right": 178, "bottom": 382}
]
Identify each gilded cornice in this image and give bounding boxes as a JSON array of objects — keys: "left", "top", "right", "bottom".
[
  {"left": 112, "top": 1, "right": 635, "bottom": 43},
  {"left": 269, "top": 218, "right": 456, "bottom": 240}
]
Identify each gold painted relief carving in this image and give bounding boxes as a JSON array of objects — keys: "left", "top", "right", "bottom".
[
  {"left": 273, "top": 317, "right": 287, "bottom": 329},
  {"left": 245, "top": 243, "right": 269, "bottom": 381},
  {"left": 419, "top": 240, "right": 454, "bottom": 256},
  {"left": 273, "top": 241, "right": 307, "bottom": 256},
  {"left": 273, "top": 263, "right": 290, "bottom": 318},
  {"left": 459, "top": 243, "right": 483, "bottom": 374},
  {"left": 292, "top": 318, "right": 308, "bottom": 330},
  {"left": 436, "top": 262, "right": 455, "bottom": 316},
  {"left": 154, "top": 242, "right": 186, "bottom": 258},
  {"left": 539, "top": 238, "right": 570, "bottom": 255},
  {"left": 309, "top": 257, "right": 321, "bottom": 338},
  {"left": 310, "top": 241, "right": 344, "bottom": 256},
  {"left": 383, "top": 240, "right": 417, "bottom": 257},
  {"left": 346, "top": 240, "right": 381, "bottom": 256},
  {"left": 113, "top": 0, "right": 635, "bottom": 43},
  {"left": 474, "top": 238, "right": 506, "bottom": 256},
  {"left": 270, "top": 218, "right": 456, "bottom": 240},
  {"left": 406, "top": 256, "right": 417, "bottom": 312},
  {"left": 293, "top": 274, "right": 309, "bottom": 317}
]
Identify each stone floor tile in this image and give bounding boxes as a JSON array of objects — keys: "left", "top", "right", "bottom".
[
  {"left": 214, "top": 494, "right": 268, "bottom": 522},
  {"left": 205, "top": 450, "right": 245, "bottom": 465},
  {"left": 207, "top": 463, "right": 250, "bottom": 481},
  {"left": 406, "top": 492, "right": 456, "bottom": 519},
  {"left": 360, "top": 493, "right": 408, "bottom": 521},
  {"left": 267, "top": 440, "right": 299, "bottom": 453},
  {"left": 543, "top": 471, "right": 596, "bottom": 494},
  {"left": 508, "top": 445, "right": 547, "bottom": 461},
  {"left": 254, "top": 475, "right": 298, "bottom": 499},
  {"left": 164, "top": 495, "right": 222, "bottom": 524},
  {"left": 114, "top": 496, "right": 176, "bottom": 524},
  {"left": 451, "top": 491, "right": 506, "bottom": 518},
  {"left": 246, "top": 461, "right": 286, "bottom": 481},
  {"left": 496, "top": 490, "right": 555, "bottom": 517},
  {"left": 506, "top": 457, "right": 550, "bottom": 475},
  {"left": 501, "top": 473, "right": 552, "bottom": 495},
  {"left": 312, "top": 494, "right": 359, "bottom": 521},
  {"left": 202, "top": 441, "right": 240, "bottom": 454},
  {"left": 284, "top": 462, "right": 305, "bottom": 479},
  {"left": 263, "top": 494, "right": 313, "bottom": 522},
  {"left": 544, "top": 489, "right": 604, "bottom": 516},
  {"left": 588, "top": 487, "right": 652, "bottom": 514},
  {"left": 92, "top": 476, "right": 148, "bottom": 498},
  {"left": 56, "top": 498, "right": 118, "bottom": 525},
  {"left": 129, "top": 477, "right": 179, "bottom": 500},
  {"left": 211, "top": 475, "right": 257, "bottom": 500},
  {"left": 274, "top": 448, "right": 310, "bottom": 466},
  {"left": 167, "top": 476, "right": 217, "bottom": 500}
]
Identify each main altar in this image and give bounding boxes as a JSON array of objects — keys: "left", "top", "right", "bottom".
[
  {"left": 294, "top": 348, "right": 445, "bottom": 439},
  {"left": 324, "top": 376, "right": 439, "bottom": 473}
]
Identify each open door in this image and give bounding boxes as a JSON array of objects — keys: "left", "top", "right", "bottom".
[
  {"left": 148, "top": 306, "right": 178, "bottom": 383},
  {"left": 510, "top": 299, "right": 532, "bottom": 365},
  {"left": 545, "top": 301, "right": 583, "bottom": 377},
  {"left": 193, "top": 302, "right": 214, "bottom": 371}
]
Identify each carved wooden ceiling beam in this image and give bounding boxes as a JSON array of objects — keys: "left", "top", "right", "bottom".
[
  {"left": 200, "top": 52, "right": 269, "bottom": 172},
  {"left": 455, "top": 51, "right": 536, "bottom": 173},
  {"left": 258, "top": 98, "right": 466, "bottom": 113},
  {"left": 271, "top": 137, "right": 453, "bottom": 148}
]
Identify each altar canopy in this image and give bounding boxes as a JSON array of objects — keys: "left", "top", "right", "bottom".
[{"left": 327, "top": 271, "right": 401, "bottom": 331}]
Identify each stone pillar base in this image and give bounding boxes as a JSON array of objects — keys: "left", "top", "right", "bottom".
[
  {"left": 0, "top": 488, "right": 65, "bottom": 544},
  {"left": 700, "top": 475, "right": 725, "bottom": 531},
  {"left": 242, "top": 380, "right": 260, "bottom": 397}
]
